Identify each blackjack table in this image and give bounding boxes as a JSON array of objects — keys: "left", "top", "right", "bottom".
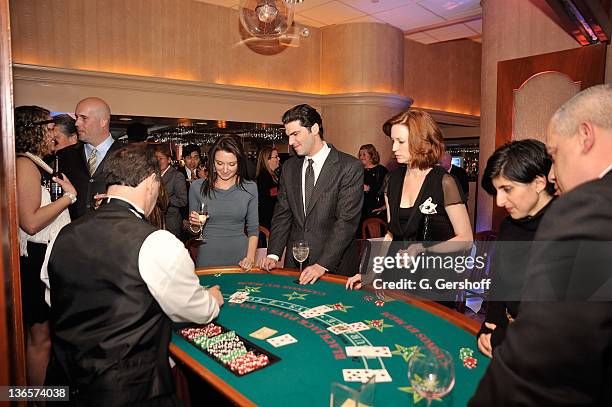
[{"left": 170, "top": 268, "right": 488, "bottom": 406}]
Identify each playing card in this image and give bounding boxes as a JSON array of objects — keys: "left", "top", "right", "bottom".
[
  {"left": 229, "top": 291, "right": 248, "bottom": 303},
  {"left": 346, "top": 346, "right": 391, "bottom": 358},
  {"left": 342, "top": 369, "right": 392, "bottom": 383},
  {"left": 346, "top": 322, "right": 370, "bottom": 333},
  {"left": 249, "top": 327, "right": 278, "bottom": 340},
  {"left": 328, "top": 324, "right": 351, "bottom": 335},
  {"left": 339, "top": 400, "right": 371, "bottom": 407},
  {"left": 267, "top": 333, "right": 297, "bottom": 347},
  {"left": 299, "top": 305, "right": 332, "bottom": 318}
]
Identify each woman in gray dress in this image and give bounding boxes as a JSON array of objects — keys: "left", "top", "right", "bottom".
[{"left": 189, "top": 135, "right": 259, "bottom": 269}]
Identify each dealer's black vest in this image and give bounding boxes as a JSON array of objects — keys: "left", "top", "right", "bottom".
[{"left": 47, "top": 199, "right": 173, "bottom": 405}]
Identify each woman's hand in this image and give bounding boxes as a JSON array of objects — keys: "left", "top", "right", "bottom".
[
  {"left": 477, "top": 322, "right": 497, "bottom": 358},
  {"left": 345, "top": 274, "right": 362, "bottom": 290},
  {"left": 239, "top": 257, "right": 255, "bottom": 271},
  {"left": 54, "top": 173, "right": 77, "bottom": 196},
  {"left": 189, "top": 211, "right": 203, "bottom": 226},
  {"left": 363, "top": 184, "right": 370, "bottom": 192}
]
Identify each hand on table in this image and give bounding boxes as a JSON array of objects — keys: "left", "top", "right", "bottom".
[
  {"left": 239, "top": 257, "right": 255, "bottom": 272},
  {"left": 299, "top": 263, "right": 325, "bottom": 285},
  {"left": 208, "top": 285, "right": 224, "bottom": 307},
  {"left": 345, "top": 273, "right": 362, "bottom": 290},
  {"left": 477, "top": 322, "right": 496, "bottom": 358},
  {"left": 259, "top": 257, "right": 278, "bottom": 271}
]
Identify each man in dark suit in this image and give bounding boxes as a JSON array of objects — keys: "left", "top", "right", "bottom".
[
  {"left": 58, "top": 97, "right": 121, "bottom": 219},
  {"left": 470, "top": 84, "right": 612, "bottom": 406},
  {"left": 259, "top": 104, "right": 363, "bottom": 284},
  {"left": 440, "top": 152, "right": 469, "bottom": 197}
]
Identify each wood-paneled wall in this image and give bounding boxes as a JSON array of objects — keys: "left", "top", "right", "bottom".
[
  {"left": 404, "top": 39, "right": 481, "bottom": 116},
  {"left": 10, "top": 0, "right": 322, "bottom": 93},
  {"left": 477, "top": 0, "right": 581, "bottom": 231},
  {"left": 321, "top": 23, "right": 404, "bottom": 95}
]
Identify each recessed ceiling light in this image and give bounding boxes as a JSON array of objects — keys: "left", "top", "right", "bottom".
[
  {"left": 196, "top": 122, "right": 207, "bottom": 125},
  {"left": 118, "top": 117, "right": 132, "bottom": 121}
]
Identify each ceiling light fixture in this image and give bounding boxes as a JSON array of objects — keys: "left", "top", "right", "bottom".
[{"left": 239, "top": 0, "right": 295, "bottom": 38}]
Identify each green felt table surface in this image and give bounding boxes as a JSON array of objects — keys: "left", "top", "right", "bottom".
[{"left": 171, "top": 270, "right": 488, "bottom": 406}]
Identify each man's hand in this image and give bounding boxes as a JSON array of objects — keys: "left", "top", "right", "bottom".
[
  {"left": 259, "top": 257, "right": 278, "bottom": 271},
  {"left": 299, "top": 263, "right": 326, "bottom": 284},
  {"left": 477, "top": 322, "right": 496, "bottom": 358},
  {"left": 208, "top": 285, "right": 224, "bottom": 307}
]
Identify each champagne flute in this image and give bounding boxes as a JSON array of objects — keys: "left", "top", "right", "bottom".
[
  {"left": 195, "top": 202, "right": 209, "bottom": 242},
  {"left": 408, "top": 347, "right": 455, "bottom": 406},
  {"left": 292, "top": 240, "right": 309, "bottom": 273}
]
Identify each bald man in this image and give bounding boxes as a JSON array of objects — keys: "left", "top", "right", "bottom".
[
  {"left": 470, "top": 84, "right": 612, "bottom": 406},
  {"left": 58, "top": 97, "right": 122, "bottom": 219}
]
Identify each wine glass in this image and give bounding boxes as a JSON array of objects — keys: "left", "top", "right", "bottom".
[
  {"left": 195, "top": 202, "right": 209, "bottom": 242},
  {"left": 408, "top": 347, "right": 455, "bottom": 406},
  {"left": 292, "top": 240, "right": 309, "bottom": 273}
]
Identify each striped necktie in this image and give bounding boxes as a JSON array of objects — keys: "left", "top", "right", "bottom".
[
  {"left": 87, "top": 148, "right": 98, "bottom": 176},
  {"left": 304, "top": 158, "right": 314, "bottom": 213}
]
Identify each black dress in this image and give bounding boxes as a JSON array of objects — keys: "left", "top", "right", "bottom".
[
  {"left": 387, "top": 165, "right": 466, "bottom": 242},
  {"left": 384, "top": 166, "right": 467, "bottom": 303},
  {"left": 256, "top": 170, "right": 279, "bottom": 230},
  {"left": 362, "top": 164, "right": 388, "bottom": 220},
  {"left": 476, "top": 198, "right": 555, "bottom": 349}
]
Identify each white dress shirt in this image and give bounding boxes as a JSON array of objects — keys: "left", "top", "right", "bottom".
[{"left": 41, "top": 196, "right": 219, "bottom": 324}]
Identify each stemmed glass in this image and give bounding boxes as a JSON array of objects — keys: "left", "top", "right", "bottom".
[
  {"left": 292, "top": 240, "right": 309, "bottom": 273},
  {"left": 408, "top": 347, "right": 455, "bottom": 406},
  {"left": 195, "top": 202, "right": 209, "bottom": 242}
]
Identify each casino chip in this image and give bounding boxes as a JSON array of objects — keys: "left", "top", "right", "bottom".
[
  {"left": 458, "top": 347, "right": 477, "bottom": 369},
  {"left": 463, "top": 356, "right": 477, "bottom": 369}
]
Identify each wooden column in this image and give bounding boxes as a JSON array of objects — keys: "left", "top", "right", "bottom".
[{"left": 0, "top": 0, "right": 27, "bottom": 386}]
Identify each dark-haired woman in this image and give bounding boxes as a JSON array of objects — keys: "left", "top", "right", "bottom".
[
  {"left": 16, "top": 106, "right": 77, "bottom": 385},
  {"left": 476, "top": 139, "right": 555, "bottom": 358},
  {"left": 189, "top": 135, "right": 258, "bottom": 270},
  {"left": 358, "top": 144, "right": 388, "bottom": 222},
  {"left": 256, "top": 146, "right": 280, "bottom": 230}
]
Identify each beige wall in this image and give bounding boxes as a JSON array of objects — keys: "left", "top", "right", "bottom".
[
  {"left": 9, "top": 0, "right": 322, "bottom": 93},
  {"left": 477, "top": 0, "right": 580, "bottom": 231},
  {"left": 10, "top": 0, "right": 481, "bottom": 183},
  {"left": 321, "top": 23, "right": 404, "bottom": 95},
  {"left": 405, "top": 39, "right": 481, "bottom": 116}
]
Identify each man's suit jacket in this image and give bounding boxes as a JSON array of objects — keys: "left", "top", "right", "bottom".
[
  {"left": 58, "top": 140, "right": 122, "bottom": 220},
  {"left": 162, "top": 166, "right": 188, "bottom": 237},
  {"left": 470, "top": 171, "right": 612, "bottom": 406},
  {"left": 268, "top": 146, "right": 363, "bottom": 275},
  {"left": 450, "top": 164, "right": 469, "bottom": 196}
]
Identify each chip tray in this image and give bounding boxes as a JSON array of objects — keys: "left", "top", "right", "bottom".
[{"left": 177, "top": 322, "right": 281, "bottom": 376}]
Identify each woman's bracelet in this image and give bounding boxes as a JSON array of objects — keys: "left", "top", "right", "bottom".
[{"left": 62, "top": 191, "right": 77, "bottom": 204}]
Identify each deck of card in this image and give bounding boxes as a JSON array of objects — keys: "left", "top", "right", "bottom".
[
  {"left": 346, "top": 346, "right": 392, "bottom": 358},
  {"left": 229, "top": 291, "right": 249, "bottom": 304},
  {"left": 249, "top": 327, "right": 278, "bottom": 340},
  {"left": 342, "top": 368, "right": 392, "bottom": 383},
  {"left": 266, "top": 333, "right": 297, "bottom": 348},
  {"left": 299, "top": 305, "right": 332, "bottom": 319}
]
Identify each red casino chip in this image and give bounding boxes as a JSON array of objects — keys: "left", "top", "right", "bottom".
[{"left": 463, "top": 356, "right": 477, "bottom": 369}]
